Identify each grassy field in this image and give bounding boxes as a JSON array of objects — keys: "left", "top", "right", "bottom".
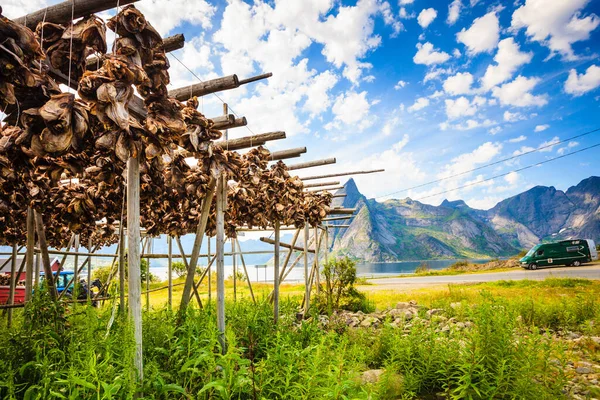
[{"left": 1, "top": 277, "right": 599, "bottom": 399}]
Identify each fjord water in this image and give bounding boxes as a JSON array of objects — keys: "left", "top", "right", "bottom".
[{"left": 356, "top": 259, "right": 492, "bottom": 278}]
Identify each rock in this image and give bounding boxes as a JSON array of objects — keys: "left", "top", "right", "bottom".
[
  {"left": 387, "top": 308, "right": 405, "bottom": 317},
  {"left": 360, "top": 316, "right": 380, "bottom": 327},
  {"left": 440, "top": 325, "right": 450, "bottom": 333},
  {"left": 567, "top": 332, "right": 582, "bottom": 340},
  {"left": 455, "top": 322, "right": 466, "bottom": 329},
  {"left": 347, "top": 317, "right": 360, "bottom": 327},
  {"left": 361, "top": 369, "right": 384, "bottom": 384},
  {"left": 576, "top": 367, "right": 592, "bottom": 374},
  {"left": 395, "top": 302, "right": 413, "bottom": 310},
  {"left": 427, "top": 308, "right": 444, "bottom": 317}
]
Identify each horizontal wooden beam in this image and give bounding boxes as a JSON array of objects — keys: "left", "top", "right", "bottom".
[
  {"left": 300, "top": 169, "right": 385, "bottom": 181},
  {"left": 213, "top": 131, "right": 286, "bottom": 151},
  {"left": 211, "top": 114, "right": 235, "bottom": 130},
  {"left": 325, "top": 225, "right": 350, "bottom": 228},
  {"left": 168, "top": 72, "right": 272, "bottom": 101},
  {"left": 269, "top": 147, "right": 306, "bottom": 161},
  {"left": 327, "top": 208, "right": 356, "bottom": 215},
  {"left": 332, "top": 194, "right": 347, "bottom": 198},
  {"left": 260, "top": 237, "right": 315, "bottom": 253},
  {"left": 15, "top": 0, "right": 138, "bottom": 29},
  {"left": 303, "top": 181, "right": 340, "bottom": 189},
  {"left": 306, "top": 186, "right": 344, "bottom": 193},
  {"left": 322, "top": 216, "right": 352, "bottom": 222},
  {"left": 287, "top": 158, "right": 336, "bottom": 171},
  {"left": 86, "top": 33, "right": 185, "bottom": 70}
]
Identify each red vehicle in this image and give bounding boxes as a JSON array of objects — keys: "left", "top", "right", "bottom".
[{"left": 0, "top": 258, "right": 61, "bottom": 304}]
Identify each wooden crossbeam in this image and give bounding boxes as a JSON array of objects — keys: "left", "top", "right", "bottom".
[
  {"left": 299, "top": 169, "right": 385, "bottom": 181},
  {"left": 168, "top": 72, "right": 272, "bottom": 101},
  {"left": 327, "top": 208, "right": 356, "bottom": 215},
  {"left": 269, "top": 147, "right": 306, "bottom": 161},
  {"left": 287, "top": 158, "right": 336, "bottom": 171},
  {"left": 303, "top": 181, "right": 340, "bottom": 188},
  {"left": 260, "top": 237, "right": 315, "bottom": 254},
  {"left": 306, "top": 186, "right": 344, "bottom": 193}
]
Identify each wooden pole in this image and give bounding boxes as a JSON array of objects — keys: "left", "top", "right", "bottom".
[
  {"left": 15, "top": 0, "right": 139, "bottom": 28},
  {"left": 315, "top": 226, "right": 320, "bottom": 295},
  {"left": 56, "top": 243, "right": 101, "bottom": 301},
  {"left": 327, "top": 208, "right": 356, "bottom": 215},
  {"left": 174, "top": 237, "right": 203, "bottom": 309},
  {"left": 260, "top": 237, "right": 316, "bottom": 253},
  {"left": 303, "top": 224, "right": 309, "bottom": 316},
  {"left": 287, "top": 158, "right": 336, "bottom": 171},
  {"left": 269, "top": 147, "right": 306, "bottom": 161},
  {"left": 6, "top": 244, "right": 17, "bottom": 328},
  {"left": 235, "top": 239, "right": 255, "bottom": 304},
  {"left": 146, "top": 238, "right": 150, "bottom": 311},
  {"left": 325, "top": 227, "right": 329, "bottom": 263},
  {"left": 73, "top": 235, "right": 79, "bottom": 298},
  {"left": 273, "top": 221, "right": 280, "bottom": 324},
  {"left": 168, "top": 72, "right": 271, "bottom": 100},
  {"left": 303, "top": 181, "right": 340, "bottom": 189},
  {"left": 167, "top": 236, "right": 172, "bottom": 310},
  {"left": 119, "top": 221, "right": 125, "bottom": 313},
  {"left": 306, "top": 186, "right": 344, "bottom": 193},
  {"left": 299, "top": 169, "right": 385, "bottom": 181},
  {"left": 34, "top": 211, "right": 57, "bottom": 300},
  {"left": 34, "top": 243, "right": 40, "bottom": 289},
  {"left": 179, "top": 177, "right": 216, "bottom": 311},
  {"left": 25, "top": 208, "right": 35, "bottom": 302},
  {"left": 87, "top": 237, "right": 93, "bottom": 301},
  {"left": 216, "top": 174, "right": 227, "bottom": 350},
  {"left": 126, "top": 156, "right": 143, "bottom": 382},
  {"left": 208, "top": 237, "right": 212, "bottom": 304},
  {"left": 232, "top": 239, "right": 236, "bottom": 302}
]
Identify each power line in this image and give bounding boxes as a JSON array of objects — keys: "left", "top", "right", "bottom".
[
  {"left": 376, "top": 127, "right": 600, "bottom": 199},
  {"left": 413, "top": 142, "right": 600, "bottom": 202}
]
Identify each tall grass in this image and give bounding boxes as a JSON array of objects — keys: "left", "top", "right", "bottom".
[{"left": 2, "top": 281, "right": 594, "bottom": 399}]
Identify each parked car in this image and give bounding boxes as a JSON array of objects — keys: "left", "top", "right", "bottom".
[{"left": 520, "top": 239, "right": 598, "bottom": 270}]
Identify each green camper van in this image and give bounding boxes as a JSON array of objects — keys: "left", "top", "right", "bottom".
[{"left": 520, "top": 239, "right": 598, "bottom": 270}]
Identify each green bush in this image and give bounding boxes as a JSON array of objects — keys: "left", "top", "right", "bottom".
[
  {"left": 317, "top": 256, "right": 371, "bottom": 314},
  {"left": 414, "top": 262, "right": 430, "bottom": 274},
  {"left": 93, "top": 259, "right": 156, "bottom": 285}
]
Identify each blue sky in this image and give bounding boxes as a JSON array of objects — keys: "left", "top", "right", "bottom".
[{"left": 4, "top": 0, "right": 600, "bottom": 210}]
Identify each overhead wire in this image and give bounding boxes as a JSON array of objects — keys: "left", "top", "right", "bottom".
[
  {"left": 376, "top": 127, "right": 600, "bottom": 199},
  {"left": 413, "top": 142, "right": 600, "bottom": 201}
]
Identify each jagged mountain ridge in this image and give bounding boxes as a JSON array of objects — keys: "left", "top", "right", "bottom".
[{"left": 330, "top": 176, "right": 600, "bottom": 262}]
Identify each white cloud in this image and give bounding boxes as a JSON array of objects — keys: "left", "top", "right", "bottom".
[
  {"left": 440, "top": 119, "right": 496, "bottom": 131},
  {"left": 447, "top": 0, "right": 462, "bottom": 25},
  {"left": 399, "top": 0, "right": 414, "bottom": 4},
  {"left": 534, "top": 124, "right": 550, "bottom": 132},
  {"left": 492, "top": 76, "right": 548, "bottom": 107},
  {"left": 413, "top": 42, "right": 451, "bottom": 65},
  {"left": 457, "top": 11, "right": 500, "bottom": 55},
  {"left": 443, "top": 72, "right": 474, "bottom": 95},
  {"left": 136, "top": 0, "right": 216, "bottom": 36},
  {"left": 539, "top": 136, "right": 560, "bottom": 152},
  {"left": 330, "top": 91, "right": 374, "bottom": 130},
  {"left": 382, "top": 118, "right": 402, "bottom": 136},
  {"left": 513, "top": 146, "right": 535, "bottom": 156},
  {"left": 481, "top": 38, "right": 533, "bottom": 90},
  {"left": 424, "top": 67, "right": 453, "bottom": 82},
  {"left": 489, "top": 126, "right": 503, "bottom": 135},
  {"left": 303, "top": 70, "right": 339, "bottom": 117},
  {"left": 453, "top": 48, "right": 462, "bottom": 58},
  {"left": 394, "top": 80, "right": 408, "bottom": 90},
  {"left": 503, "top": 110, "right": 526, "bottom": 122},
  {"left": 565, "top": 65, "right": 600, "bottom": 96},
  {"left": 418, "top": 8, "right": 438, "bottom": 28},
  {"left": 511, "top": 0, "right": 600, "bottom": 60},
  {"left": 408, "top": 97, "right": 430, "bottom": 112},
  {"left": 505, "top": 171, "right": 520, "bottom": 185},
  {"left": 380, "top": 1, "right": 404, "bottom": 37},
  {"left": 0, "top": 0, "right": 47, "bottom": 18},
  {"left": 429, "top": 90, "right": 444, "bottom": 98},
  {"left": 508, "top": 135, "right": 527, "bottom": 143},
  {"left": 399, "top": 7, "right": 415, "bottom": 19},
  {"left": 557, "top": 141, "right": 579, "bottom": 155},
  {"left": 444, "top": 96, "right": 486, "bottom": 119},
  {"left": 440, "top": 142, "right": 503, "bottom": 178}
]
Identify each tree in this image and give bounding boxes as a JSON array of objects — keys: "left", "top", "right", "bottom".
[{"left": 320, "top": 256, "right": 368, "bottom": 313}]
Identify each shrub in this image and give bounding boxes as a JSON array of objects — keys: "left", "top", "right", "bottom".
[
  {"left": 317, "top": 257, "right": 371, "bottom": 314},
  {"left": 414, "top": 262, "right": 430, "bottom": 274}
]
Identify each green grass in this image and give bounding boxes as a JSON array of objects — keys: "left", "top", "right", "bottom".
[{"left": 2, "top": 277, "right": 599, "bottom": 398}]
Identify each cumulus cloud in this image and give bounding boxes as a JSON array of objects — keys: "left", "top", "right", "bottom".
[
  {"left": 508, "top": 135, "right": 527, "bottom": 143},
  {"left": 511, "top": 0, "right": 600, "bottom": 60},
  {"left": 394, "top": 80, "right": 408, "bottom": 90},
  {"left": 481, "top": 38, "right": 533, "bottom": 90},
  {"left": 413, "top": 42, "right": 451, "bottom": 66},
  {"left": 503, "top": 110, "right": 526, "bottom": 122},
  {"left": 505, "top": 171, "right": 520, "bottom": 185},
  {"left": 440, "top": 119, "right": 496, "bottom": 131},
  {"left": 489, "top": 126, "right": 503, "bottom": 135},
  {"left": 423, "top": 67, "right": 453, "bottom": 82},
  {"left": 565, "top": 65, "right": 600, "bottom": 96},
  {"left": 418, "top": 8, "right": 438, "bottom": 28},
  {"left": 136, "top": 0, "right": 216, "bottom": 36},
  {"left": 443, "top": 72, "right": 474, "bottom": 95},
  {"left": 492, "top": 76, "right": 548, "bottom": 107},
  {"left": 457, "top": 11, "right": 500, "bottom": 55},
  {"left": 408, "top": 97, "right": 430, "bottom": 112},
  {"left": 329, "top": 91, "right": 374, "bottom": 131},
  {"left": 444, "top": 96, "right": 486, "bottom": 119},
  {"left": 557, "top": 141, "right": 579, "bottom": 155},
  {"left": 534, "top": 124, "right": 550, "bottom": 132},
  {"left": 539, "top": 136, "right": 560, "bottom": 152},
  {"left": 447, "top": 0, "right": 462, "bottom": 25}
]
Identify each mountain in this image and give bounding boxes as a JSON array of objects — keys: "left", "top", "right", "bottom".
[{"left": 330, "top": 176, "right": 600, "bottom": 262}]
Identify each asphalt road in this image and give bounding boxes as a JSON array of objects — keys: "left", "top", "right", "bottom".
[{"left": 363, "top": 263, "right": 600, "bottom": 290}]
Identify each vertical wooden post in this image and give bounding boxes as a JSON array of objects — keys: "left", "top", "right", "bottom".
[
  {"left": 34, "top": 243, "right": 40, "bottom": 289},
  {"left": 167, "top": 236, "right": 172, "bottom": 310},
  {"left": 314, "top": 226, "right": 320, "bottom": 295},
  {"left": 25, "top": 207, "right": 35, "bottom": 301},
  {"left": 34, "top": 210, "right": 57, "bottom": 300},
  {"left": 126, "top": 156, "right": 143, "bottom": 382},
  {"left": 324, "top": 226, "right": 329, "bottom": 262},
  {"left": 73, "top": 235, "right": 79, "bottom": 298},
  {"left": 7, "top": 244, "right": 17, "bottom": 327},
  {"left": 235, "top": 239, "right": 255, "bottom": 304},
  {"left": 216, "top": 174, "right": 227, "bottom": 351},
  {"left": 208, "top": 237, "right": 212, "bottom": 304},
  {"left": 146, "top": 237, "right": 151, "bottom": 310},
  {"left": 87, "top": 237, "right": 92, "bottom": 301},
  {"left": 273, "top": 221, "right": 280, "bottom": 324},
  {"left": 232, "top": 238, "right": 236, "bottom": 302},
  {"left": 118, "top": 221, "right": 126, "bottom": 313},
  {"left": 303, "top": 224, "right": 309, "bottom": 315}
]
